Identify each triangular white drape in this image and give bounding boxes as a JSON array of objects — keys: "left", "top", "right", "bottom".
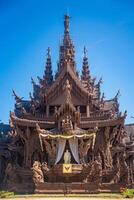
[
  {"left": 69, "top": 138, "right": 80, "bottom": 164},
  {"left": 55, "top": 139, "right": 66, "bottom": 164}
]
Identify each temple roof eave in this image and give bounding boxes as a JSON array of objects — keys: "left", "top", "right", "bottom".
[
  {"left": 80, "top": 116, "right": 125, "bottom": 128},
  {"left": 10, "top": 112, "right": 55, "bottom": 129},
  {"left": 10, "top": 112, "right": 125, "bottom": 129}
]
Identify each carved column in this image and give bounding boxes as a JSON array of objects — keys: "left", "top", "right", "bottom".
[
  {"left": 86, "top": 105, "right": 90, "bottom": 117},
  {"left": 46, "top": 105, "right": 49, "bottom": 117},
  {"left": 16, "top": 126, "right": 33, "bottom": 168}
]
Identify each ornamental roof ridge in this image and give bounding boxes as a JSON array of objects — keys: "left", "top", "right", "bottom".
[{"left": 45, "top": 63, "right": 90, "bottom": 103}]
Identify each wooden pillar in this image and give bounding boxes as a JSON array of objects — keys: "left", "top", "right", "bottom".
[
  {"left": 87, "top": 105, "right": 90, "bottom": 117},
  {"left": 46, "top": 105, "right": 49, "bottom": 117}
]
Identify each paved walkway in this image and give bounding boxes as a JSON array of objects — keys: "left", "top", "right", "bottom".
[{"left": 5, "top": 197, "right": 126, "bottom": 200}]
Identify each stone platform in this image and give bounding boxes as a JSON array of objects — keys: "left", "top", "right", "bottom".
[{"left": 35, "top": 182, "right": 99, "bottom": 194}]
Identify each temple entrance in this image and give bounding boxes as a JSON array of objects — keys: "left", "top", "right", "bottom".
[{"left": 57, "top": 140, "right": 78, "bottom": 164}]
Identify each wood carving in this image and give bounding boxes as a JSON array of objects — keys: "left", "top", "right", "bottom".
[{"left": 0, "top": 14, "right": 133, "bottom": 193}]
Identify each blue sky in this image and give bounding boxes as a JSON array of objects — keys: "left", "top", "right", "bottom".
[{"left": 0, "top": 0, "right": 134, "bottom": 124}]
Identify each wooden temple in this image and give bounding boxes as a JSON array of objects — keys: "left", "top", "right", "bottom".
[{"left": 0, "top": 14, "right": 134, "bottom": 193}]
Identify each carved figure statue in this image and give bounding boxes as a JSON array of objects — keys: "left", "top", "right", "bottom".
[
  {"left": 110, "top": 126, "right": 118, "bottom": 145},
  {"left": 43, "top": 139, "right": 57, "bottom": 166},
  {"left": 61, "top": 115, "right": 73, "bottom": 132},
  {"left": 79, "top": 137, "right": 95, "bottom": 164},
  {"left": 64, "top": 80, "right": 72, "bottom": 102},
  {"left": 85, "top": 156, "right": 102, "bottom": 185},
  {"left": 111, "top": 155, "right": 120, "bottom": 184},
  {"left": 32, "top": 161, "right": 44, "bottom": 184},
  {"left": 64, "top": 149, "right": 71, "bottom": 164},
  {"left": 103, "top": 127, "right": 113, "bottom": 169},
  {"left": 42, "top": 162, "right": 49, "bottom": 172},
  {"left": 119, "top": 152, "right": 130, "bottom": 184},
  {"left": 55, "top": 106, "right": 58, "bottom": 114},
  {"left": 3, "top": 163, "right": 13, "bottom": 184},
  {"left": 16, "top": 126, "right": 34, "bottom": 168},
  {"left": 3, "top": 163, "right": 18, "bottom": 186}
]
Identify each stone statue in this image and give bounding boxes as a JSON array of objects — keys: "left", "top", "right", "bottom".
[{"left": 64, "top": 149, "right": 71, "bottom": 164}]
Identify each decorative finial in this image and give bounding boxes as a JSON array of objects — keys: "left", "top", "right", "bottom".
[
  {"left": 29, "top": 92, "right": 33, "bottom": 100},
  {"left": 124, "top": 110, "right": 127, "bottom": 118},
  {"left": 101, "top": 92, "right": 105, "bottom": 102},
  {"left": 98, "top": 77, "right": 103, "bottom": 85},
  {"left": 44, "top": 47, "right": 53, "bottom": 86},
  {"left": 84, "top": 46, "right": 87, "bottom": 57},
  {"left": 114, "top": 89, "right": 121, "bottom": 100},
  {"left": 47, "top": 47, "right": 51, "bottom": 58},
  {"left": 12, "top": 90, "right": 23, "bottom": 102},
  {"left": 37, "top": 76, "right": 42, "bottom": 84},
  {"left": 64, "top": 14, "right": 70, "bottom": 34},
  {"left": 31, "top": 77, "right": 36, "bottom": 85}
]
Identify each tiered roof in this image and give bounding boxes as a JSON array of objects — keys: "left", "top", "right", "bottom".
[{"left": 11, "top": 14, "right": 126, "bottom": 130}]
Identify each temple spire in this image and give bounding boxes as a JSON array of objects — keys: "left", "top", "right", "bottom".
[
  {"left": 63, "top": 14, "right": 72, "bottom": 47},
  {"left": 81, "top": 47, "right": 91, "bottom": 81},
  {"left": 64, "top": 14, "right": 70, "bottom": 37},
  {"left": 44, "top": 47, "right": 53, "bottom": 86},
  {"left": 56, "top": 14, "right": 76, "bottom": 76},
  {"left": 47, "top": 47, "right": 51, "bottom": 59}
]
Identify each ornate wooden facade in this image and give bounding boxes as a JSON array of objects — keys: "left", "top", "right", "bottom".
[{"left": 0, "top": 14, "right": 134, "bottom": 193}]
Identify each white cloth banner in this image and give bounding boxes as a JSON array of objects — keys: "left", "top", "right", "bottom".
[
  {"left": 69, "top": 138, "right": 80, "bottom": 164},
  {"left": 55, "top": 139, "right": 66, "bottom": 164}
]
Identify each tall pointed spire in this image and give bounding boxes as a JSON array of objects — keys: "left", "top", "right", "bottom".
[
  {"left": 44, "top": 47, "right": 53, "bottom": 86},
  {"left": 64, "top": 14, "right": 70, "bottom": 45},
  {"left": 56, "top": 14, "right": 76, "bottom": 76},
  {"left": 81, "top": 47, "right": 91, "bottom": 81}
]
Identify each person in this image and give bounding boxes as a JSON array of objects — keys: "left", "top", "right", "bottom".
[{"left": 64, "top": 149, "right": 71, "bottom": 164}]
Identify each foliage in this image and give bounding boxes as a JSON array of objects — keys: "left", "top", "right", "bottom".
[
  {"left": 0, "top": 191, "right": 15, "bottom": 198},
  {"left": 120, "top": 187, "right": 134, "bottom": 198}
]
